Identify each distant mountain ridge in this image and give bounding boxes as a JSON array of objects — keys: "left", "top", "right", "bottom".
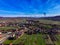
[
  {"left": 42, "top": 16, "right": 60, "bottom": 21},
  {"left": 0, "top": 16, "right": 60, "bottom": 21},
  {"left": 0, "top": 17, "right": 40, "bottom": 21}
]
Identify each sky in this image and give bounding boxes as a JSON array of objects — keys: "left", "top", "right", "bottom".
[{"left": 0, "top": 0, "right": 60, "bottom": 17}]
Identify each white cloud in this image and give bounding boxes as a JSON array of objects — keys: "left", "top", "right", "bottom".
[{"left": 0, "top": 14, "right": 59, "bottom": 17}]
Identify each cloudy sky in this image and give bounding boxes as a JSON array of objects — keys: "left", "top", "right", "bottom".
[{"left": 0, "top": 0, "right": 60, "bottom": 17}]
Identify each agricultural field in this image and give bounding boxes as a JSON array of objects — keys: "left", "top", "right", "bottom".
[
  {"left": 3, "top": 40, "right": 14, "bottom": 44},
  {"left": 2, "top": 31, "right": 60, "bottom": 45},
  {"left": 54, "top": 34, "right": 60, "bottom": 45},
  {"left": 0, "top": 27, "right": 16, "bottom": 30},
  {"left": 3, "top": 34, "right": 46, "bottom": 45},
  {"left": 39, "top": 19, "right": 60, "bottom": 25},
  {"left": 13, "top": 34, "right": 46, "bottom": 45}
]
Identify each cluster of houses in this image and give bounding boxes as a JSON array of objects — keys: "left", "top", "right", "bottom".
[
  {"left": 0, "top": 28, "right": 24, "bottom": 40},
  {"left": 0, "top": 22, "right": 19, "bottom": 27},
  {"left": 0, "top": 19, "right": 60, "bottom": 45},
  {"left": 19, "top": 20, "right": 60, "bottom": 45},
  {"left": 7, "top": 29, "right": 24, "bottom": 40},
  {"left": 19, "top": 20, "right": 60, "bottom": 35},
  {"left": 0, "top": 20, "right": 60, "bottom": 36}
]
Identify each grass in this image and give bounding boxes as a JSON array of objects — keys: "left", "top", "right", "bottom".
[
  {"left": 12, "top": 33, "right": 46, "bottom": 45},
  {"left": 39, "top": 19, "right": 60, "bottom": 25},
  {"left": 3, "top": 40, "right": 14, "bottom": 44},
  {"left": 55, "top": 35, "right": 60, "bottom": 45},
  {"left": 0, "top": 27, "right": 16, "bottom": 30}
]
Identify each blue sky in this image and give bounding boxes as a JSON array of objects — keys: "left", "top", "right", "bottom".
[{"left": 0, "top": 0, "right": 60, "bottom": 17}]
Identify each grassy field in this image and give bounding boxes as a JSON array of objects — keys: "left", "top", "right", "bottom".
[
  {"left": 3, "top": 32, "right": 60, "bottom": 45},
  {"left": 0, "top": 27, "right": 17, "bottom": 30},
  {"left": 3, "top": 40, "right": 14, "bottom": 44},
  {"left": 55, "top": 35, "right": 60, "bottom": 45},
  {"left": 39, "top": 19, "right": 60, "bottom": 25},
  {"left": 12, "top": 34, "right": 46, "bottom": 45}
]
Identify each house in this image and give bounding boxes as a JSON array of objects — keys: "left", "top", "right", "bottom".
[
  {"left": 0, "top": 32, "right": 2, "bottom": 38},
  {"left": 0, "top": 23, "right": 5, "bottom": 27}
]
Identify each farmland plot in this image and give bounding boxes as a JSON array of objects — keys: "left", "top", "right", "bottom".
[
  {"left": 54, "top": 35, "right": 60, "bottom": 45},
  {"left": 13, "top": 34, "right": 46, "bottom": 45}
]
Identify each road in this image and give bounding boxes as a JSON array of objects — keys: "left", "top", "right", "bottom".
[
  {"left": 0, "top": 30, "right": 24, "bottom": 44},
  {"left": 0, "top": 33, "right": 11, "bottom": 44}
]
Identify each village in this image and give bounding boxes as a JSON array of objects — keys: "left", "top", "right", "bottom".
[{"left": 0, "top": 19, "right": 60, "bottom": 45}]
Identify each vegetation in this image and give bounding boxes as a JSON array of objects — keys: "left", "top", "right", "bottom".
[
  {"left": 39, "top": 19, "right": 60, "bottom": 25},
  {"left": 3, "top": 40, "right": 14, "bottom": 44},
  {"left": 55, "top": 35, "right": 60, "bottom": 45},
  {"left": 0, "top": 27, "right": 17, "bottom": 30},
  {"left": 1, "top": 19, "right": 60, "bottom": 45},
  {"left": 12, "top": 34, "right": 46, "bottom": 45}
]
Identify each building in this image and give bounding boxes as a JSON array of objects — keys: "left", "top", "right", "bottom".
[{"left": 0, "top": 32, "right": 2, "bottom": 38}]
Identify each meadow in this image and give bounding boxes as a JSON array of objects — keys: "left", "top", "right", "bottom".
[
  {"left": 13, "top": 34, "right": 46, "bottom": 45},
  {"left": 3, "top": 34, "right": 46, "bottom": 45}
]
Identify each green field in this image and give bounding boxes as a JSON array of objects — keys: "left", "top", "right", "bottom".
[
  {"left": 3, "top": 40, "right": 14, "bottom": 44},
  {"left": 3, "top": 34, "right": 60, "bottom": 45},
  {"left": 0, "top": 27, "right": 17, "bottom": 30},
  {"left": 55, "top": 35, "right": 60, "bottom": 45},
  {"left": 12, "top": 34, "right": 46, "bottom": 45},
  {"left": 3, "top": 34, "right": 46, "bottom": 45}
]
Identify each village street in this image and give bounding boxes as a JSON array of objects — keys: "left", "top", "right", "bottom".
[
  {"left": 0, "top": 33, "right": 11, "bottom": 44},
  {"left": 0, "top": 29, "right": 24, "bottom": 44}
]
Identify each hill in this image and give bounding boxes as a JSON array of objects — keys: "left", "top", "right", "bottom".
[{"left": 41, "top": 16, "right": 60, "bottom": 21}]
